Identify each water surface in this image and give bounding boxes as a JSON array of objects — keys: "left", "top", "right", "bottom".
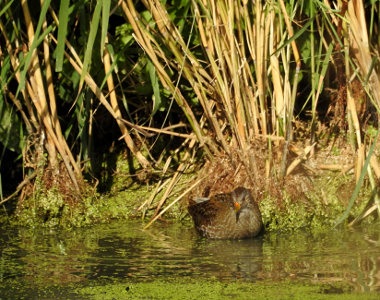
[{"left": 1, "top": 221, "right": 380, "bottom": 299}]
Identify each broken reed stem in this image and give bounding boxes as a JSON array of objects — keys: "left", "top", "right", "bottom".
[
  {"left": 153, "top": 138, "right": 196, "bottom": 216},
  {"left": 0, "top": 172, "right": 37, "bottom": 206},
  {"left": 139, "top": 178, "right": 171, "bottom": 218},
  {"left": 118, "top": 118, "right": 194, "bottom": 139},
  {"left": 286, "top": 143, "right": 315, "bottom": 176},
  {"left": 143, "top": 178, "right": 203, "bottom": 230}
]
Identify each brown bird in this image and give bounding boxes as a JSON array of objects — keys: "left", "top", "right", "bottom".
[{"left": 188, "top": 187, "right": 262, "bottom": 239}]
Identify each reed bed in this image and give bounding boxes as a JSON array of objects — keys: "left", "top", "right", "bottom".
[
  {"left": 121, "top": 0, "right": 301, "bottom": 179},
  {"left": 0, "top": 0, "right": 379, "bottom": 226},
  {"left": 120, "top": 0, "right": 380, "bottom": 224}
]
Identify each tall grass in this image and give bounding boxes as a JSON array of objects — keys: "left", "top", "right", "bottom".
[
  {"left": 0, "top": 0, "right": 152, "bottom": 202},
  {"left": 1, "top": 0, "right": 81, "bottom": 191},
  {"left": 121, "top": 0, "right": 311, "bottom": 176},
  {"left": 120, "top": 0, "right": 380, "bottom": 222},
  {"left": 0, "top": 0, "right": 379, "bottom": 224}
]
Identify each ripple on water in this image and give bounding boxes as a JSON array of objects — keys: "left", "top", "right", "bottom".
[{"left": 1, "top": 221, "right": 380, "bottom": 298}]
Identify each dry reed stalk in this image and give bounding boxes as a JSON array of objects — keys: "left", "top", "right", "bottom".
[
  {"left": 50, "top": 8, "right": 152, "bottom": 170},
  {"left": 370, "top": 156, "right": 380, "bottom": 180},
  {"left": 138, "top": 170, "right": 171, "bottom": 213},
  {"left": 62, "top": 51, "right": 117, "bottom": 118},
  {"left": 4, "top": 92, "right": 33, "bottom": 132},
  {"left": 121, "top": 0, "right": 213, "bottom": 157},
  {"left": 161, "top": 0, "right": 225, "bottom": 150},
  {"left": 21, "top": 0, "right": 80, "bottom": 190},
  {"left": 189, "top": 1, "right": 233, "bottom": 153},
  {"left": 278, "top": 0, "right": 301, "bottom": 177},
  {"left": 0, "top": 172, "right": 37, "bottom": 205},
  {"left": 254, "top": 1, "right": 267, "bottom": 135},
  {"left": 41, "top": 3, "right": 81, "bottom": 179},
  {"left": 21, "top": 0, "right": 53, "bottom": 143},
  {"left": 119, "top": 0, "right": 306, "bottom": 222},
  {"left": 41, "top": 1, "right": 60, "bottom": 144},
  {"left": 140, "top": 178, "right": 171, "bottom": 218},
  {"left": 310, "top": 19, "right": 334, "bottom": 156},
  {"left": 153, "top": 138, "right": 196, "bottom": 217},
  {"left": 286, "top": 143, "right": 315, "bottom": 176},
  {"left": 0, "top": 20, "right": 39, "bottom": 130},
  {"left": 317, "top": 164, "right": 353, "bottom": 172},
  {"left": 241, "top": 4, "right": 261, "bottom": 136},
  {"left": 347, "top": 85, "right": 364, "bottom": 182},
  {"left": 322, "top": 0, "right": 378, "bottom": 186},
  {"left": 349, "top": 204, "right": 377, "bottom": 226},
  {"left": 103, "top": 37, "right": 151, "bottom": 168},
  {"left": 198, "top": 0, "right": 259, "bottom": 153},
  {"left": 123, "top": 0, "right": 302, "bottom": 161},
  {"left": 229, "top": 2, "right": 246, "bottom": 149},
  {"left": 118, "top": 119, "right": 195, "bottom": 139},
  {"left": 64, "top": 53, "right": 154, "bottom": 172},
  {"left": 193, "top": 0, "right": 259, "bottom": 171},
  {"left": 143, "top": 178, "right": 203, "bottom": 230},
  {"left": 0, "top": 27, "right": 33, "bottom": 132},
  {"left": 347, "top": 0, "right": 380, "bottom": 108},
  {"left": 138, "top": 128, "right": 198, "bottom": 220}
]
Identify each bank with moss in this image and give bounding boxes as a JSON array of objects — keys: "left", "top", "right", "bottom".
[{"left": 7, "top": 141, "right": 376, "bottom": 232}]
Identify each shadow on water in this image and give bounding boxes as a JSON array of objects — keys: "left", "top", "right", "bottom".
[{"left": 1, "top": 221, "right": 380, "bottom": 298}]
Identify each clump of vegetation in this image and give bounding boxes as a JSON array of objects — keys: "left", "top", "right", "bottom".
[{"left": 0, "top": 0, "right": 379, "bottom": 228}]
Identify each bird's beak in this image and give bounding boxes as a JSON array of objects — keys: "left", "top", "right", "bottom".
[{"left": 234, "top": 202, "right": 241, "bottom": 223}]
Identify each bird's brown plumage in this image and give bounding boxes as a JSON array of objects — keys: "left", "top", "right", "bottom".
[{"left": 188, "top": 187, "right": 262, "bottom": 239}]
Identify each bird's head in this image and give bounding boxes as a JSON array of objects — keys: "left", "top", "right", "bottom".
[{"left": 231, "top": 187, "right": 253, "bottom": 223}]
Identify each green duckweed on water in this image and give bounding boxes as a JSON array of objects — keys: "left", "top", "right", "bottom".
[{"left": 76, "top": 279, "right": 379, "bottom": 300}]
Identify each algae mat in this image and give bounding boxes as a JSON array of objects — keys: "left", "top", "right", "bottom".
[{"left": 77, "top": 279, "right": 378, "bottom": 300}]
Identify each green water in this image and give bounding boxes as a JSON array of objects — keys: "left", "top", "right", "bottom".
[{"left": 0, "top": 221, "right": 380, "bottom": 299}]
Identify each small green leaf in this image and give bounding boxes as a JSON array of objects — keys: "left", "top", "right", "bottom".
[
  {"left": 271, "top": 17, "right": 315, "bottom": 57},
  {"left": 100, "top": 0, "right": 111, "bottom": 58},
  {"left": 17, "top": 0, "right": 51, "bottom": 95},
  {"left": 80, "top": 0, "right": 102, "bottom": 87},
  {"left": 55, "top": 0, "right": 70, "bottom": 72},
  {"left": 147, "top": 60, "right": 161, "bottom": 116}
]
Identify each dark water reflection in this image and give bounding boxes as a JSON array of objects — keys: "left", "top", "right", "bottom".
[{"left": 1, "top": 221, "right": 380, "bottom": 297}]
